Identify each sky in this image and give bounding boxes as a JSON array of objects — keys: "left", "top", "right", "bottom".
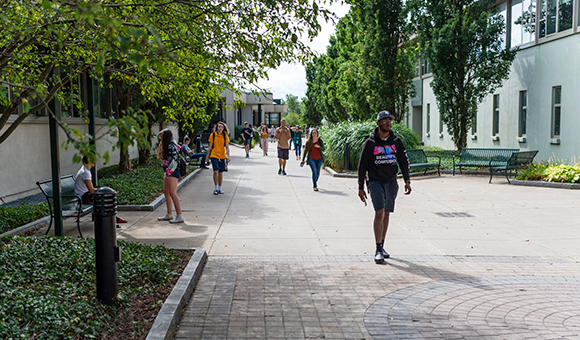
[{"left": 252, "top": 2, "right": 351, "bottom": 101}]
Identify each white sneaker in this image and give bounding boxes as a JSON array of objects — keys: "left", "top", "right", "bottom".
[
  {"left": 158, "top": 214, "right": 173, "bottom": 221},
  {"left": 213, "top": 189, "right": 219, "bottom": 195},
  {"left": 170, "top": 215, "right": 184, "bottom": 223}
]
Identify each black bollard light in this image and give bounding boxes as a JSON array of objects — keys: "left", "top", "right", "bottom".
[
  {"left": 93, "top": 186, "right": 120, "bottom": 305},
  {"left": 195, "top": 135, "right": 202, "bottom": 153}
]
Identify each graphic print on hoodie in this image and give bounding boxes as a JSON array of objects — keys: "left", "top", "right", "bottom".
[{"left": 373, "top": 144, "right": 398, "bottom": 165}]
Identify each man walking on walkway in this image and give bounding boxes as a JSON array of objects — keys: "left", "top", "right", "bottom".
[
  {"left": 241, "top": 121, "right": 253, "bottom": 158},
  {"left": 358, "top": 111, "right": 412, "bottom": 263},
  {"left": 275, "top": 118, "right": 291, "bottom": 175}
]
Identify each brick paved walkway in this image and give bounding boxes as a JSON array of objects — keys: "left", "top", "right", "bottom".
[{"left": 176, "top": 255, "right": 580, "bottom": 340}]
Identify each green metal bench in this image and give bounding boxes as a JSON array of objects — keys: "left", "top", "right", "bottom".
[
  {"left": 406, "top": 149, "right": 441, "bottom": 175},
  {"left": 36, "top": 175, "right": 93, "bottom": 238},
  {"left": 453, "top": 148, "right": 519, "bottom": 175},
  {"left": 489, "top": 150, "right": 539, "bottom": 183}
]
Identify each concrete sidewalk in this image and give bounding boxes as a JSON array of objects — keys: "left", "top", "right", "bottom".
[{"left": 38, "top": 145, "right": 580, "bottom": 339}]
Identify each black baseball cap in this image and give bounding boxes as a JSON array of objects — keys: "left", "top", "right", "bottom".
[{"left": 377, "top": 111, "right": 394, "bottom": 121}]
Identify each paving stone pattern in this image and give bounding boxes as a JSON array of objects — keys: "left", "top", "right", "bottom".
[{"left": 175, "top": 255, "right": 580, "bottom": 340}]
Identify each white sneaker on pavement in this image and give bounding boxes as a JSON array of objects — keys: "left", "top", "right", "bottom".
[
  {"left": 158, "top": 214, "right": 173, "bottom": 221},
  {"left": 169, "top": 215, "right": 184, "bottom": 223}
]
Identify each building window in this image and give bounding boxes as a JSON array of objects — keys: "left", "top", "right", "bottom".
[
  {"left": 539, "top": 0, "right": 573, "bottom": 38},
  {"left": 493, "top": 2, "right": 508, "bottom": 50},
  {"left": 511, "top": 0, "right": 536, "bottom": 46},
  {"left": 421, "top": 58, "right": 431, "bottom": 75},
  {"left": 426, "top": 104, "right": 431, "bottom": 135},
  {"left": 439, "top": 111, "right": 444, "bottom": 137},
  {"left": 519, "top": 91, "right": 527, "bottom": 137},
  {"left": 551, "top": 86, "right": 561, "bottom": 138},
  {"left": 493, "top": 94, "right": 500, "bottom": 136},
  {"left": 472, "top": 111, "right": 477, "bottom": 135}
]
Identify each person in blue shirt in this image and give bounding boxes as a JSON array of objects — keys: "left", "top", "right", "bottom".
[{"left": 182, "top": 136, "right": 209, "bottom": 169}]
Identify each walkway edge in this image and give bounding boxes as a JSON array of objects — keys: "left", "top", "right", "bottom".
[
  {"left": 510, "top": 179, "right": 580, "bottom": 189},
  {"left": 0, "top": 216, "right": 51, "bottom": 238},
  {"left": 117, "top": 168, "right": 202, "bottom": 211},
  {"left": 146, "top": 248, "right": 207, "bottom": 340}
]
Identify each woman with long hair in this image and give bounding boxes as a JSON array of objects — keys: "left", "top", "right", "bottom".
[
  {"left": 260, "top": 123, "right": 269, "bottom": 156},
  {"left": 300, "top": 128, "right": 325, "bottom": 191},
  {"left": 206, "top": 121, "right": 231, "bottom": 195},
  {"left": 157, "top": 129, "right": 183, "bottom": 223}
]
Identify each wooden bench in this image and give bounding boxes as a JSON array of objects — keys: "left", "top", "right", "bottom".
[
  {"left": 406, "top": 149, "right": 441, "bottom": 175},
  {"left": 489, "top": 150, "right": 539, "bottom": 183},
  {"left": 36, "top": 175, "right": 93, "bottom": 238},
  {"left": 453, "top": 148, "right": 519, "bottom": 175}
]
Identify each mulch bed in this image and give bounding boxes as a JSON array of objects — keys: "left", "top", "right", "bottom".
[{"left": 101, "top": 249, "right": 194, "bottom": 340}]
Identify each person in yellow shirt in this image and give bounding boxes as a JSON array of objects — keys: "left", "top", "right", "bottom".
[{"left": 206, "top": 121, "right": 231, "bottom": 195}]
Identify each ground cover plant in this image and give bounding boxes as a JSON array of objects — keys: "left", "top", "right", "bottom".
[
  {"left": 0, "top": 202, "right": 50, "bottom": 234},
  {"left": 0, "top": 236, "right": 192, "bottom": 339},
  {"left": 98, "top": 158, "right": 166, "bottom": 206},
  {"left": 516, "top": 161, "right": 580, "bottom": 183}
]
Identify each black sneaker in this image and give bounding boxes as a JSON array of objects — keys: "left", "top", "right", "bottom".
[
  {"left": 278, "top": 169, "right": 282, "bottom": 175},
  {"left": 374, "top": 250, "right": 385, "bottom": 263},
  {"left": 382, "top": 249, "right": 390, "bottom": 259}
]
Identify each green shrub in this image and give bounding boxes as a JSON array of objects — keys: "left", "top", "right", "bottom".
[
  {"left": 234, "top": 124, "right": 243, "bottom": 140},
  {"left": 99, "top": 158, "right": 167, "bottom": 205},
  {"left": 516, "top": 163, "right": 548, "bottom": 181},
  {"left": 0, "top": 202, "right": 50, "bottom": 234},
  {"left": 0, "top": 236, "right": 181, "bottom": 339},
  {"left": 422, "top": 146, "right": 459, "bottom": 170},
  {"left": 320, "top": 120, "right": 420, "bottom": 171},
  {"left": 542, "top": 164, "right": 580, "bottom": 183}
]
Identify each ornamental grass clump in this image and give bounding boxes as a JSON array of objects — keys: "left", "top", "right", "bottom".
[{"left": 320, "top": 120, "right": 420, "bottom": 171}]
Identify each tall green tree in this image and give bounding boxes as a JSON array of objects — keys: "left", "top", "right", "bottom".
[
  {"left": 355, "top": 0, "right": 416, "bottom": 122},
  {"left": 410, "top": 0, "right": 517, "bottom": 150},
  {"left": 282, "top": 94, "right": 302, "bottom": 126},
  {"left": 302, "top": 2, "right": 415, "bottom": 123}
]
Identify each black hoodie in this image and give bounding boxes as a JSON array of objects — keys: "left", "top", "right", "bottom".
[{"left": 357, "top": 127, "right": 411, "bottom": 190}]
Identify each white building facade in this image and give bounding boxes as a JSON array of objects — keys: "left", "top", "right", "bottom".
[{"left": 408, "top": 0, "right": 580, "bottom": 161}]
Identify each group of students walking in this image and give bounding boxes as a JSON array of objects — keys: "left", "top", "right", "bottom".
[{"left": 135, "top": 110, "right": 412, "bottom": 263}]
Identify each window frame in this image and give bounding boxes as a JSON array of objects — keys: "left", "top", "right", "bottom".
[
  {"left": 551, "top": 86, "right": 562, "bottom": 138},
  {"left": 492, "top": 94, "right": 500, "bottom": 136},
  {"left": 519, "top": 90, "right": 528, "bottom": 137},
  {"left": 426, "top": 103, "right": 431, "bottom": 136}
]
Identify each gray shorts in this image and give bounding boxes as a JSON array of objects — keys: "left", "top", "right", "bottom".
[
  {"left": 368, "top": 180, "right": 399, "bottom": 212},
  {"left": 277, "top": 147, "right": 289, "bottom": 159}
]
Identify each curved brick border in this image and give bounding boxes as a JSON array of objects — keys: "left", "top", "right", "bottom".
[
  {"left": 146, "top": 248, "right": 207, "bottom": 340},
  {"left": 364, "top": 276, "right": 580, "bottom": 340}
]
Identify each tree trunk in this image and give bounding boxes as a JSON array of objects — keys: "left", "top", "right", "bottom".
[{"left": 116, "top": 80, "right": 132, "bottom": 174}]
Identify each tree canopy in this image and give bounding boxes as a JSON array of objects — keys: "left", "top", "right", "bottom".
[
  {"left": 302, "top": 0, "right": 416, "bottom": 124},
  {"left": 0, "top": 0, "right": 333, "bottom": 160}
]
